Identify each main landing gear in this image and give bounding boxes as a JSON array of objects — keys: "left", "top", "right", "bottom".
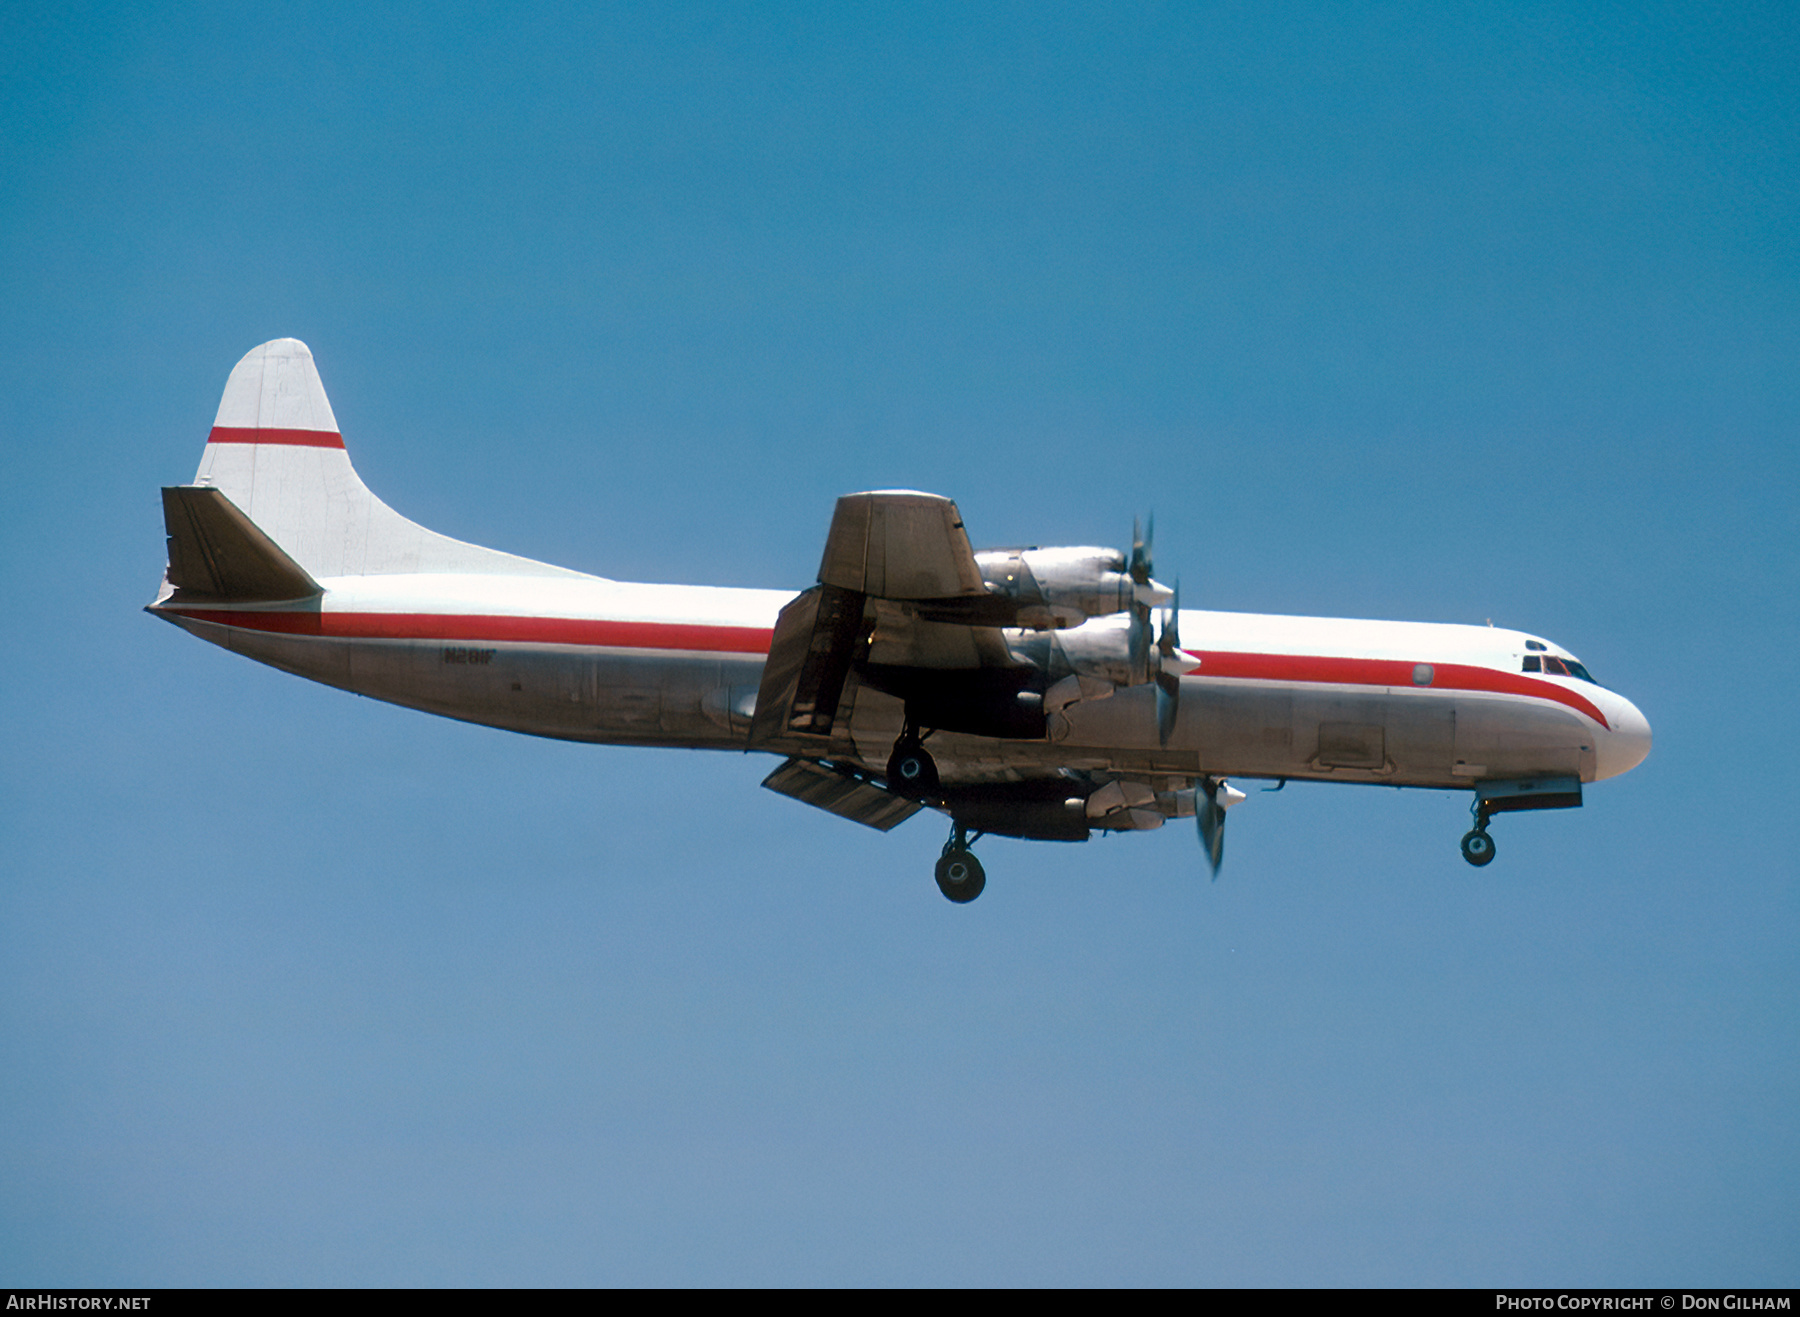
[
  {"left": 1460, "top": 796, "right": 1496, "bottom": 867},
  {"left": 935, "top": 823, "right": 986, "bottom": 903},
  {"left": 887, "top": 726, "right": 982, "bottom": 903},
  {"left": 886, "top": 723, "right": 939, "bottom": 797}
]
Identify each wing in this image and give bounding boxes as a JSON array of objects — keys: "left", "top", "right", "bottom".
[
  {"left": 750, "top": 491, "right": 1024, "bottom": 751},
  {"left": 815, "top": 489, "right": 987, "bottom": 601}
]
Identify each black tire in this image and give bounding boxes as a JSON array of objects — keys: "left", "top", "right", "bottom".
[
  {"left": 887, "top": 740, "right": 939, "bottom": 796},
  {"left": 934, "top": 848, "right": 986, "bottom": 903},
  {"left": 1460, "top": 829, "right": 1496, "bottom": 867}
]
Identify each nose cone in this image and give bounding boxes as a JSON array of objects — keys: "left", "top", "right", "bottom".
[{"left": 1594, "top": 693, "right": 1652, "bottom": 781}]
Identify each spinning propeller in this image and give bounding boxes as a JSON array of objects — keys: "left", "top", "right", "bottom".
[
  {"left": 1196, "top": 776, "right": 1248, "bottom": 879},
  {"left": 1131, "top": 517, "right": 1239, "bottom": 875},
  {"left": 1124, "top": 516, "right": 1199, "bottom": 746}
]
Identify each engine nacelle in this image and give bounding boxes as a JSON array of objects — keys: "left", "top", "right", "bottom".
[
  {"left": 1042, "top": 613, "right": 1141, "bottom": 688},
  {"left": 975, "top": 546, "right": 1141, "bottom": 629},
  {"left": 1007, "top": 608, "right": 1188, "bottom": 741}
]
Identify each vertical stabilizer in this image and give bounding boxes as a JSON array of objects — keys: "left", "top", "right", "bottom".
[{"left": 189, "top": 339, "right": 586, "bottom": 581}]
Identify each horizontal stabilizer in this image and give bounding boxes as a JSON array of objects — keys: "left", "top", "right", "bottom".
[
  {"left": 761, "top": 758, "right": 923, "bottom": 831},
  {"left": 161, "top": 485, "right": 322, "bottom": 602}
]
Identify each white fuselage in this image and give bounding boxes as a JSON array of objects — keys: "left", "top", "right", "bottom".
[{"left": 156, "top": 567, "right": 1652, "bottom": 790}]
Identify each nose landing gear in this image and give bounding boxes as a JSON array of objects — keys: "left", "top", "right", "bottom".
[
  {"left": 1457, "top": 776, "right": 1583, "bottom": 865},
  {"left": 1460, "top": 827, "right": 1496, "bottom": 866},
  {"left": 935, "top": 823, "right": 986, "bottom": 903},
  {"left": 1460, "top": 796, "right": 1496, "bottom": 866}
]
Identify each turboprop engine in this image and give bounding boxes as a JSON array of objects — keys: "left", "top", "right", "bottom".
[
  {"left": 871, "top": 520, "right": 1196, "bottom": 745},
  {"left": 998, "top": 518, "right": 1199, "bottom": 745},
  {"left": 974, "top": 546, "right": 1152, "bottom": 629},
  {"left": 1012, "top": 606, "right": 1199, "bottom": 745}
]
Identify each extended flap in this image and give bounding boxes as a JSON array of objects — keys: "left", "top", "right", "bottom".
[
  {"left": 749, "top": 584, "right": 867, "bottom": 745},
  {"left": 761, "top": 758, "right": 923, "bottom": 832},
  {"left": 161, "top": 485, "right": 322, "bottom": 602}
]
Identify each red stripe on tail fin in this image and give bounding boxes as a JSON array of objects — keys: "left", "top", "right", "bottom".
[{"left": 207, "top": 426, "right": 345, "bottom": 448}]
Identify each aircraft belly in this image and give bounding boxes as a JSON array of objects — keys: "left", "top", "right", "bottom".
[
  {"left": 349, "top": 643, "right": 754, "bottom": 747},
  {"left": 182, "top": 619, "right": 758, "bottom": 749},
  {"left": 1195, "top": 684, "right": 1295, "bottom": 777},
  {"left": 1385, "top": 694, "right": 1458, "bottom": 780},
  {"left": 1190, "top": 682, "right": 1461, "bottom": 786},
  {"left": 1052, "top": 685, "right": 1201, "bottom": 774},
  {"left": 167, "top": 613, "right": 357, "bottom": 692},
  {"left": 1453, "top": 694, "right": 1594, "bottom": 782},
  {"left": 700, "top": 656, "right": 766, "bottom": 739}
]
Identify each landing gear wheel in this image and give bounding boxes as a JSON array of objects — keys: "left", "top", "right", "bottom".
[
  {"left": 935, "top": 848, "right": 986, "bottom": 903},
  {"left": 887, "top": 738, "right": 939, "bottom": 797},
  {"left": 1460, "top": 829, "right": 1496, "bottom": 867}
]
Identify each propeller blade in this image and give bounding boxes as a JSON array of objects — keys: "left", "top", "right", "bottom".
[
  {"left": 1129, "top": 600, "right": 1152, "bottom": 685},
  {"left": 1159, "top": 580, "right": 1181, "bottom": 658},
  {"left": 1128, "top": 513, "right": 1154, "bottom": 585},
  {"left": 1197, "top": 789, "right": 1226, "bottom": 877},
  {"left": 1156, "top": 672, "right": 1180, "bottom": 745},
  {"left": 1154, "top": 582, "right": 1194, "bottom": 745},
  {"left": 1195, "top": 776, "right": 1246, "bottom": 878}
]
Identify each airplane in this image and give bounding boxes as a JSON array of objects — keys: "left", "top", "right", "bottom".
[{"left": 148, "top": 339, "right": 1652, "bottom": 902}]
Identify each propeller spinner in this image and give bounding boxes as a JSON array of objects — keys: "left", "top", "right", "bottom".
[{"left": 1196, "top": 776, "right": 1248, "bottom": 878}]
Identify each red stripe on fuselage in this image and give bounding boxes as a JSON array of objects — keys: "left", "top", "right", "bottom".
[
  {"left": 165, "top": 610, "right": 1609, "bottom": 726},
  {"left": 170, "top": 608, "right": 775, "bottom": 655},
  {"left": 1192, "top": 650, "right": 1610, "bottom": 728},
  {"left": 207, "top": 426, "right": 346, "bottom": 449}
]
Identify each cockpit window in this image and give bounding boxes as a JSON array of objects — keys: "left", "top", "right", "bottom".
[
  {"left": 1525, "top": 640, "right": 1547, "bottom": 652},
  {"left": 1526, "top": 655, "right": 1598, "bottom": 684}
]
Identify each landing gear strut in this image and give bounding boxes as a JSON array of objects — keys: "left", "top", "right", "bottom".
[
  {"left": 887, "top": 722, "right": 939, "bottom": 797},
  {"left": 1460, "top": 797, "right": 1496, "bottom": 867},
  {"left": 935, "top": 823, "right": 986, "bottom": 903}
]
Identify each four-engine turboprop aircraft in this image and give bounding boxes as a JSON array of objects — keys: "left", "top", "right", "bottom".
[{"left": 149, "top": 340, "right": 1651, "bottom": 901}]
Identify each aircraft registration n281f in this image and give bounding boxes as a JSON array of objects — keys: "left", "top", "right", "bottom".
[{"left": 150, "top": 340, "right": 1651, "bottom": 901}]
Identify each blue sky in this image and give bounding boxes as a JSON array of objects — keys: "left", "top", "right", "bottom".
[{"left": 2, "top": 0, "right": 1795, "bottom": 1286}]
